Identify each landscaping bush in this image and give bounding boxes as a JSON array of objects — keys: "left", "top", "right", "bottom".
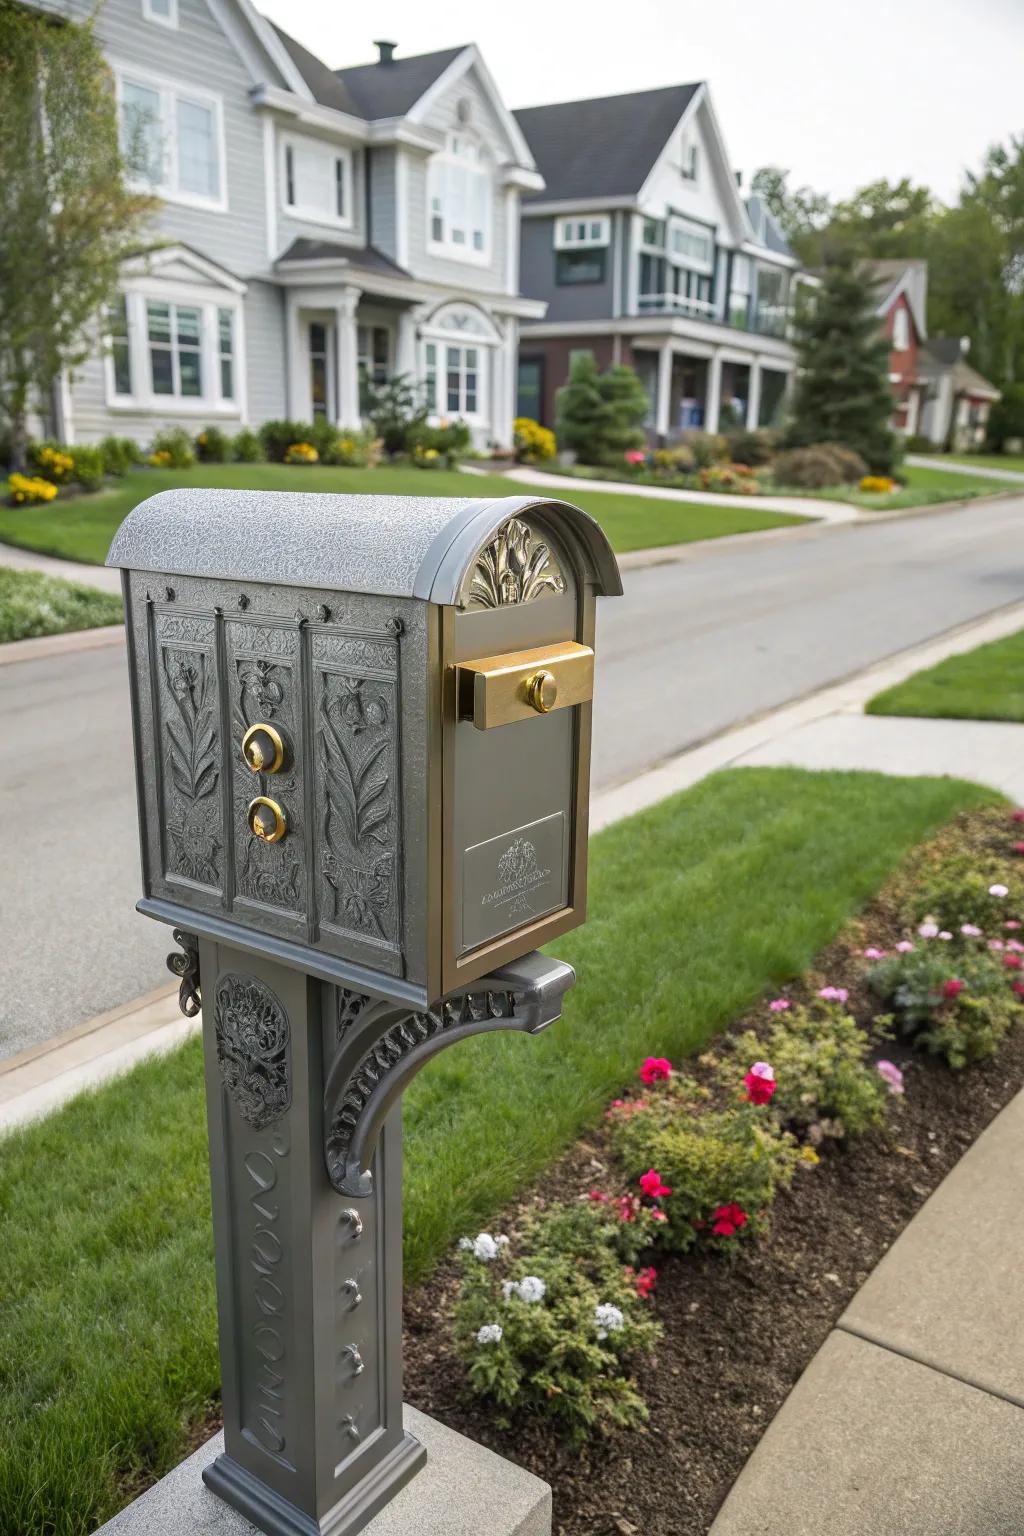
[
  {"left": 698, "top": 463, "right": 761, "bottom": 495},
  {"left": 906, "top": 849, "right": 1023, "bottom": 931},
  {"left": 985, "top": 384, "right": 1024, "bottom": 452},
  {"left": 0, "top": 567, "right": 122, "bottom": 642},
  {"left": 149, "top": 427, "right": 195, "bottom": 468},
  {"left": 361, "top": 374, "right": 428, "bottom": 457},
  {"left": 98, "top": 436, "right": 142, "bottom": 476},
  {"left": 453, "top": 1209, "right": 660, "bottom": 1443},
  {"left": 283, "top": 440, "right": 319, "bottom": 465},
  {"left": 555, "top": 354, "right": 648, "bottom": 466},
  {"left": 323, "top": 427, "right": 383, "bottom": 468},
  {"left": 258, "top": 419, "right": 329, "bottom": 463},
  {"left": 31, "top": 442, "right": 74, "bottom": 484},
  {"left": 652, "top": 444, "right": 696, "bottom": 474},
  {"left": 680, "top": 430, "right": 728, "bottom": 469},
  {"left": 68, "top": 444, "right": 105, "bottom": 490},
  {"left": 407, "top": 419, "right": 471, "bottom": 469},
  {"left": 6, "top": 472, "right": 57, "bottom": 505},
  {"left": 868, "top": 943, "right": 1020, "bottom": 1069},
  {"left": 195, "top": 426, "right": 231, "bottom": 463},
  {"left": 773, "top": 443, "right": 868, "bottom": 488},
  {"left": 727, "top": 999, "right": 888, "bottom": 1142},
  {"left": 231, "top": 428, "right": 262, "bottom": 462},
  {"left": 724, "top": 428, "right": 779, "bottom": 467},
  {"left": 513, "top": 416, "right": 556, "bottom": 463}
]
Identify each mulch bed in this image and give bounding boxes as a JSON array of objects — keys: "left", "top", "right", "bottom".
[{"left": 404, "top": 809, "right": 1024, "bottom": 1535}]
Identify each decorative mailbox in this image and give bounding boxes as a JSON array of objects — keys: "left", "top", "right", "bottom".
[{"left": 107, "top": 490, "right": 621, "bottom": 1536}]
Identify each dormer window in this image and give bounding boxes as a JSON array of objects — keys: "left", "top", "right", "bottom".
[
  {"left": 680, "top": 130, "right": 699, "bottom": 182},
  {"left": 554, "top": 216, "right": 610, "bottom": 250},
  {"left": 281, "top": 135, "right": 353, "bottom": 229},
  {"left": 426, "top": 133, "right": 491, "bottom": 264}
]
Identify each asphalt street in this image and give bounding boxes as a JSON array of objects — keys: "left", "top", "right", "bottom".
[{"left": 3, "top": 493, "right": 1023, "bottom": 1056}]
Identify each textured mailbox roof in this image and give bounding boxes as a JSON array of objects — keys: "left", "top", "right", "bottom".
[{"left": 105, "top": 490, "right": 622, "bottom": 603}]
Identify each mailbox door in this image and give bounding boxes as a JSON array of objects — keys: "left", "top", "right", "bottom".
[{"left": 440, "top": 515, "right": 594, "bottom": 993}]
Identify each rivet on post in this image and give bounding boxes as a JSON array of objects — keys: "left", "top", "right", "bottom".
[
  {"left": 339, "top": 1344, "right": 365, "bottom": 1378},
  {"left": 339, "top": 1207, "right": 364, "bottom": 1240},
  {"left": 340, "top": 1278, "right": 363, "bottom": 1310}
]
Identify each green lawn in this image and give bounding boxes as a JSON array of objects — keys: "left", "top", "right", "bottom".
[
  {"left": 0, "top": 765, "right": 995, "bottom": 1536},
  {"left": 868, "top": 627, "right": 1024, "bottom": 722},
  {"left": 787, "top": 461, "right": 1023, "bottom": 511},
  {"left": 0, "top": 463, "right": 806, "bottom": 567},
  {"left": 0, "top": 567, "right": 122, "bottom": 644},
  {"left": 946, "top": 454, "right": 1024, "bottom": 475}
]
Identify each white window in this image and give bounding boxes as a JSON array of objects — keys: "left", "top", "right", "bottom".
[
  {"left": 281, "top": 135, "right": 353, "bottom": 228},
  {"left": 424, "top": 341, "right": 481, "bottom": 417},
  {"left": 358, "top": 325, "right": 390, "bottom": 386},
  {"left": 892, "top": 307, "right": 910, "bottom": 350},
  {"left": 106, "top": 289, "right": 242, "bottom": 413},
  {"left": 667, "top": 217, "right": 714, "bottom": 273},
  {"left": 142, "top": 0, "right": 178, "bottom": 26},
  {"left": 426, "top": 134, "right": 491, "bottom": 263},
  {"left": 680, "top": 131, "right": 699, "bottom": 182},
  {"left": 117, "top": 66, "right": 225, "bottom": 210},
  {"left": 554, "top": 216, "right": 611, "bottom": 250}
]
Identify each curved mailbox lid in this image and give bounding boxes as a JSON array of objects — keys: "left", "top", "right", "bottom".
[{"left": 105, "top": 488, "right": 622, "bottom": 602}]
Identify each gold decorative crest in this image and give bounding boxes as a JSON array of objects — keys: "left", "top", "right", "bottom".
[{"left": 464, "top": 518, "right": 567, "bottom": 609}]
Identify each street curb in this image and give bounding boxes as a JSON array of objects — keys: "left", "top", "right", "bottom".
[{"left": 0, "top": 623, "right": 125, "bottom": 667}]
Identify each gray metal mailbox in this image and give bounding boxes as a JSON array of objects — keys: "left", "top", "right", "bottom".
[{"left": 107, "top": 490, "right": 621, "bottom": 1536}]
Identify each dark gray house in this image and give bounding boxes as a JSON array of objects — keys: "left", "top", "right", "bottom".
[{"left": 512, "top": 82, "right": 802, "bottom": 437}]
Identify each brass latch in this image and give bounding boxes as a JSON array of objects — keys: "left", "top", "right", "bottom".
[{"left": 456, "top": 641, "right": 594, "bottom": 730}]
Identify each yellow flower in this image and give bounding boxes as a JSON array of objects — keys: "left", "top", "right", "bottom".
[
  {"left": 799, "top": 1146, "right": 820, "bottom": 1166},
  {"left": 859, "top": 475, "right": 896, "bottom": 494}
]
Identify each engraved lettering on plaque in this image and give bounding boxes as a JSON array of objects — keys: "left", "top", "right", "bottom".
[{"left": 461, "top": 812, "right": 566, "bottom": 953}]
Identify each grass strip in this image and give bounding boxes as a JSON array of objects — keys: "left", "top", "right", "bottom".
[
  {"left": 0, "top": 567, "right": 122, "bottom": 643},
  {"left": 867, "top": 626, "right": 1024, "bottom": 723},
  {"left": 0, "top": 766, "right": 995, "bottom": 1535}
]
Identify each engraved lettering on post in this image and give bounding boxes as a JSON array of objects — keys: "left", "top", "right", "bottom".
[{"left": 214, "top": 974, "right": 291, "bottom": 1129}]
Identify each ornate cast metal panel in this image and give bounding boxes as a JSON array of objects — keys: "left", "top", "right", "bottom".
[
  {"left": 463, "top": 517, "right": 567, "bottom": 610},
  {"left": 155, "top": 613, "right": 222, "bottom": 893},
  {"left": 213, "top": 972, "right": 291, "bottom": 1129}
]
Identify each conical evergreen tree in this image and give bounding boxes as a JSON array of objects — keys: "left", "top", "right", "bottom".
[
  {"left": 555, "top": 353, "right": 648, "bottom": 464},
  {"left": 787, "top": 255, "right": 898, "bottom": 472}
]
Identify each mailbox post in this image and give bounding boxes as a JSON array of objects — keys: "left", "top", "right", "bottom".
[{"left": 107, "top": 491, "right": 622, "bottom": 1536}]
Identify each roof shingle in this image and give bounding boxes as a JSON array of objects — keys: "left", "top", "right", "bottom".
[{"left": 335, "top": 46, "right": 467, "bottom": 120}]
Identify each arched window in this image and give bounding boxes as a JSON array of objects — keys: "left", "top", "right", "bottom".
[{"left": 426, "top": 133, "right": 492, "bottom": 263}]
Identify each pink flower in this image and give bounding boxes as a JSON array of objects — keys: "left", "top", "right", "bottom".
[
  {"left": 896, "top": 940, "right": 915, "bottom": 953},
  {"left": 618, "top": 1194, "right": 640, "bottom": 1223},
  {"left": 640, "top": 1056, "right": 672, "bottom": 1085},
  {"left": 1005, "top": 953, "right": 1022, "bottom": 970},
  {"left": 938, "top": 931, "right": 953, "bottom": 942},
  {"left": 624, "top": 449, "right": 646, "bottom": 465},
  {"left": 1012, "top": 809, "right": 1024, "bottom": 823},
  {"left": 1013, "top": 843, "right": 1024, "bottom": 856},
  {"left": 768, "top": 998, "right": 791, "bottom": 1012},
  {"left": 918, "top": 922, "right": 939, "bottom": 938},
  {"left": 960, "top": 924, "right": 983, "bottom": 937},
  {"left": 1006, "top": 921, "right": 1022, "bottom": 931},
  {"left": 711, "top": 1202, "right": 749, "bottom": 1238},
  {"left": 864, "top": 947, "right": 886, "bottom": 960},
  {"left": 744, "top": 1061, "right": 777, "bottom": 1106},
  {"left": 634, "top": 1265, "right": 657, "bottom": 1299},
  {"left": 818, "top": 986, "right": 849, "bottom": 1003},
  {"left": 989, "top": 940, "right": 1005, "bottom": 952},
  {"left": 1013, "top": 981, "right": 1024, "bottom": 999},
  {"left": 588, "top": 1189, "right": 609, "bottom": 1203},
  {"left": 942, "top": 978, "right": 964, "bottom": 999},
  {"left": 876, "top": 1059, "right": 905, "bottom": 1095},
  {"left": 1007, "top": 940, "right": 1024, "bottom": 953},
  {"left": 639, "top": 1168, "right": 672, "bottom": 1199},
  {"left": 650, "top": 1209, "right": 668, "bottom": 1223}
]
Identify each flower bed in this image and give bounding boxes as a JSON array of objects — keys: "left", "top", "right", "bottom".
[{"left": 404, "top": 803, "right": 1024, "bottom": 1534}]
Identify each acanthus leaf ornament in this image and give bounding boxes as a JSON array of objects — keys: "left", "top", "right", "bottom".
[
  {"left": 213, "top": 973, "right": 291, "bottom": 1129},
  {"left": 465, "top": 518, "right": 567, "bottom": 609}
]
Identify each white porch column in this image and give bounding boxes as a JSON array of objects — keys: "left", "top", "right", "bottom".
[
  {"left": 705, "top": 350, "right": 723, "bottom": 434},
  {"left": 655, "top": 343, "right": 673, "bottom": 439},
  {"left": 335, "top": 285, "right": 362, "bottom": 429},
  {"left": 493, "top": 316, "right": 518, "bottom": 449},
  {"left": 745, "top": 359, "right": 762, "bottom": 430},
  {"left": 395, "top": 308, "right": 417, "bottom": 383},
  {"left": 285, "top": 289, "right": 305, "bottom": 419},
  {"left": 905, "top": 387, "right": 921, "bottom": 437}
]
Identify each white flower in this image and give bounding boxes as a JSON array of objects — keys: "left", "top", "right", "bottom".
[
  {"left": 476, "top": 1324, "right": 503, "bottom": 1345},
  {"left": 460, "top": 1232, "right": 505, "bottom": 1261},
  {"left": 501, "top": 1280, "right": 516, "bottom": 1300},
  {"left": 516, "top": 1276, "right": 547, "bottom": 1304},
  {"left": 990, "top": 884, "right": 1009, "bottom": 899},
  {"left": 918, "top": 922, "right": 939, "bottom": 938},
  {"left": 961, "top": 924, "right": 983, "bottom": 937},
  {"left": 594, "top": 1302, "right": 625, "bottom": 1340},
  {"left": 938, "top": 931, "right": 953, "bottom": 942}
]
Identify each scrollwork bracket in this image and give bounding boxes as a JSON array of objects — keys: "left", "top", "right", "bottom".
[{"left": 167, "top": 929, "right": 201, "bottom": 1017}]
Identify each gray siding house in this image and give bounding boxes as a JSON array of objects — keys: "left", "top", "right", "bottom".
[
  {"left": 512, "top": 83, "right": 801, "bottom": 437},
  {"left": 31, "top": 0, "right": 545, "bottom": 449}
]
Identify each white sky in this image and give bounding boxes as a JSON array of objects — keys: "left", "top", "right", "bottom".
[{"left": 259, "top": 0, "right": 1022, "bottom": 204}]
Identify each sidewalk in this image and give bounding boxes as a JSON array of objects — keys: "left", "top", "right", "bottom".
[
  {"left": 908, "top": 452, "right": 1024, "bottom": 485},
  {"left": 710, "top": 1086, "right": 1024, "bottom": 1535},
  {"left": 0, "top": 538, "right": 122, "bottom": 594}
]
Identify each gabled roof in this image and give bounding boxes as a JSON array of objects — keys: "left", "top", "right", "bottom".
[
  {"left": 268, "top": 23, "right": 363, "bottom": 115},
  {"left": 867, "top": 258, "right": 929, "bottom": 340},
  {"left": 513, "top": 83, "right": 702, "bottom": 202},
  {"left": 276, "top": 239, "right": 411, "bottom": 278},
  {"left": 335, "top": 46, "right": 468, "bottom": 120},
  {"left": 919, "top": 339, "right": 1000, "bottom": 399}
]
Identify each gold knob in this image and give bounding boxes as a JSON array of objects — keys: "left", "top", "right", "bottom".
[
  {"left": 247, "top": 796, "right": 287, "bottom": 844},
  {"left": 242, "top": 723, "right": 286, "bottom": 774},
  {"left": 525, "top": 669, "right": 558, "bottom": 714}
]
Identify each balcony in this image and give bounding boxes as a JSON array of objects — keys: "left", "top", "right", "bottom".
[
  {"left": 634, "top": 292, "right": 792, "bottom": 339},
  {"left": 636, "top": 292, "right": 717, "bottom": 320}
]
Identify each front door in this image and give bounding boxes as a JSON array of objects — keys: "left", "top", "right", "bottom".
[{"left": 517, "top": 355, "right": 545, "bottom": 424}]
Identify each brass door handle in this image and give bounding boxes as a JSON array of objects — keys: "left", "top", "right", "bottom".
[
  {"left": 525, "top": 670, "right": 557, "bottom": 714},
  {"left": 456, "top": 641, "right": 593, "bottom": 730},
  {"left": 248, "top": 796, "right": 287, "bottom": 843}
]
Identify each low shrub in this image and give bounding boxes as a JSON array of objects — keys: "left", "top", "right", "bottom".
[
  {"left": 231, "top": 428, "right": 262, "bottom": 463},
  {"left": 680, "top": 430, "right": 729, "bottom": 469},
  {"left": 652, "top": 444, "right": 696, "bottom": 474},
  {"left": 724, "top": 428, "right": 779, "bottom": 467},
  {"left": 68, "top": 445, "right": 105, "bottom": 491},
  {"left": 195, "top": 426, "right": 231, "bottom": 463},
  {"left": 698, "top": 462, "right": 761, "bottom": 495},
  {"left": 31, "top": 444, "right": 74, "bottom": 484},
  {"left": 6, "top": 473, "right": 57, "bottom": 505},
  {"left": 98, "top": 436, "right": 143, "bottom": 476},
  {"left": 323, "top": 428, "right": 383, "bottom": 468},
  {"left": 260, "top": 419, "right": 337, "bottom": 463},
  {"left": 907, "top": 854, "right": 1022, "bottom": 932},
  {"left": 773, "top": 443, "right": 868, "bottom": 488},
  {"left": 513, "top": 417, "right": 556, "bottom": 464},
  {"left": 727, "top": 999, "right": 888, "bottom": 1142},
  {"left": 284, "top": 441, "right": 319, "bottom": 465},
  {"left": 361, "top": 375, "right": 428, "bottom": 457},
  {"left": 149, "top": 428, "right": 195, "bottom": 468},
  {"left": 407, "top": 419, "right": 471, "bottom": 468},
  {"left": 453, "top": 1209, "right": 661, "bottom": 1443},
  {"left": 868, "top": 943, "right": 1020, "bottom": 1068}
]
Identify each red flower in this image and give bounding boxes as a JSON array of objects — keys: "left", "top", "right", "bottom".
[
  {"left": 1013, "top": 981, "right": 1024, "bottom": 998},
  {"left": 1005, "top": 953, "right": 1022, "bottom": 970},
  {"left": 618, "top": 1194, "right": 640, "bottom": 1223},
  {"left": 744, "top": 1069, "right": 777, "bottom": 1106},
  {"left": 711, "top": 1202, "right": 749, "bottom": 1237},
  {"left": 639, "top": 1168, "right": 672, "bottom": 1199},
  {"left": 1013, "top": 809, "right": 1024, "bottom": 823},
  {"left": 651, "top": 1209, "right": 668, "bottom": 1223},
  {"left": 635, "top": 1266, "right": 657, "bottom": 1299},
  {"left": 588, "top": 1189, "right": 609, "bottom": 1203},
  {"left": 942, "top": 978, "right": 964, "bottom": 999},
  {"left": 1014, "top": 842, "right": 1024, "bottom": 855},
  {"left": 640, "top": 1056, "right": 672, "bottom": 1085}
]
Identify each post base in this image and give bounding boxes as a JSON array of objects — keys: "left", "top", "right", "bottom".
[
  {"left": 202, "top": 1432, "right": 426, "bottom": 1536},
  {"left": 94, "top": 1408, "right": 552, "bottom": 1536}
]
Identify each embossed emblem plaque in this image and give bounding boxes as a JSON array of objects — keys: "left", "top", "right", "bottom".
[{"left": 461, "top": 812, "right": 567, "bottom": 954}]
